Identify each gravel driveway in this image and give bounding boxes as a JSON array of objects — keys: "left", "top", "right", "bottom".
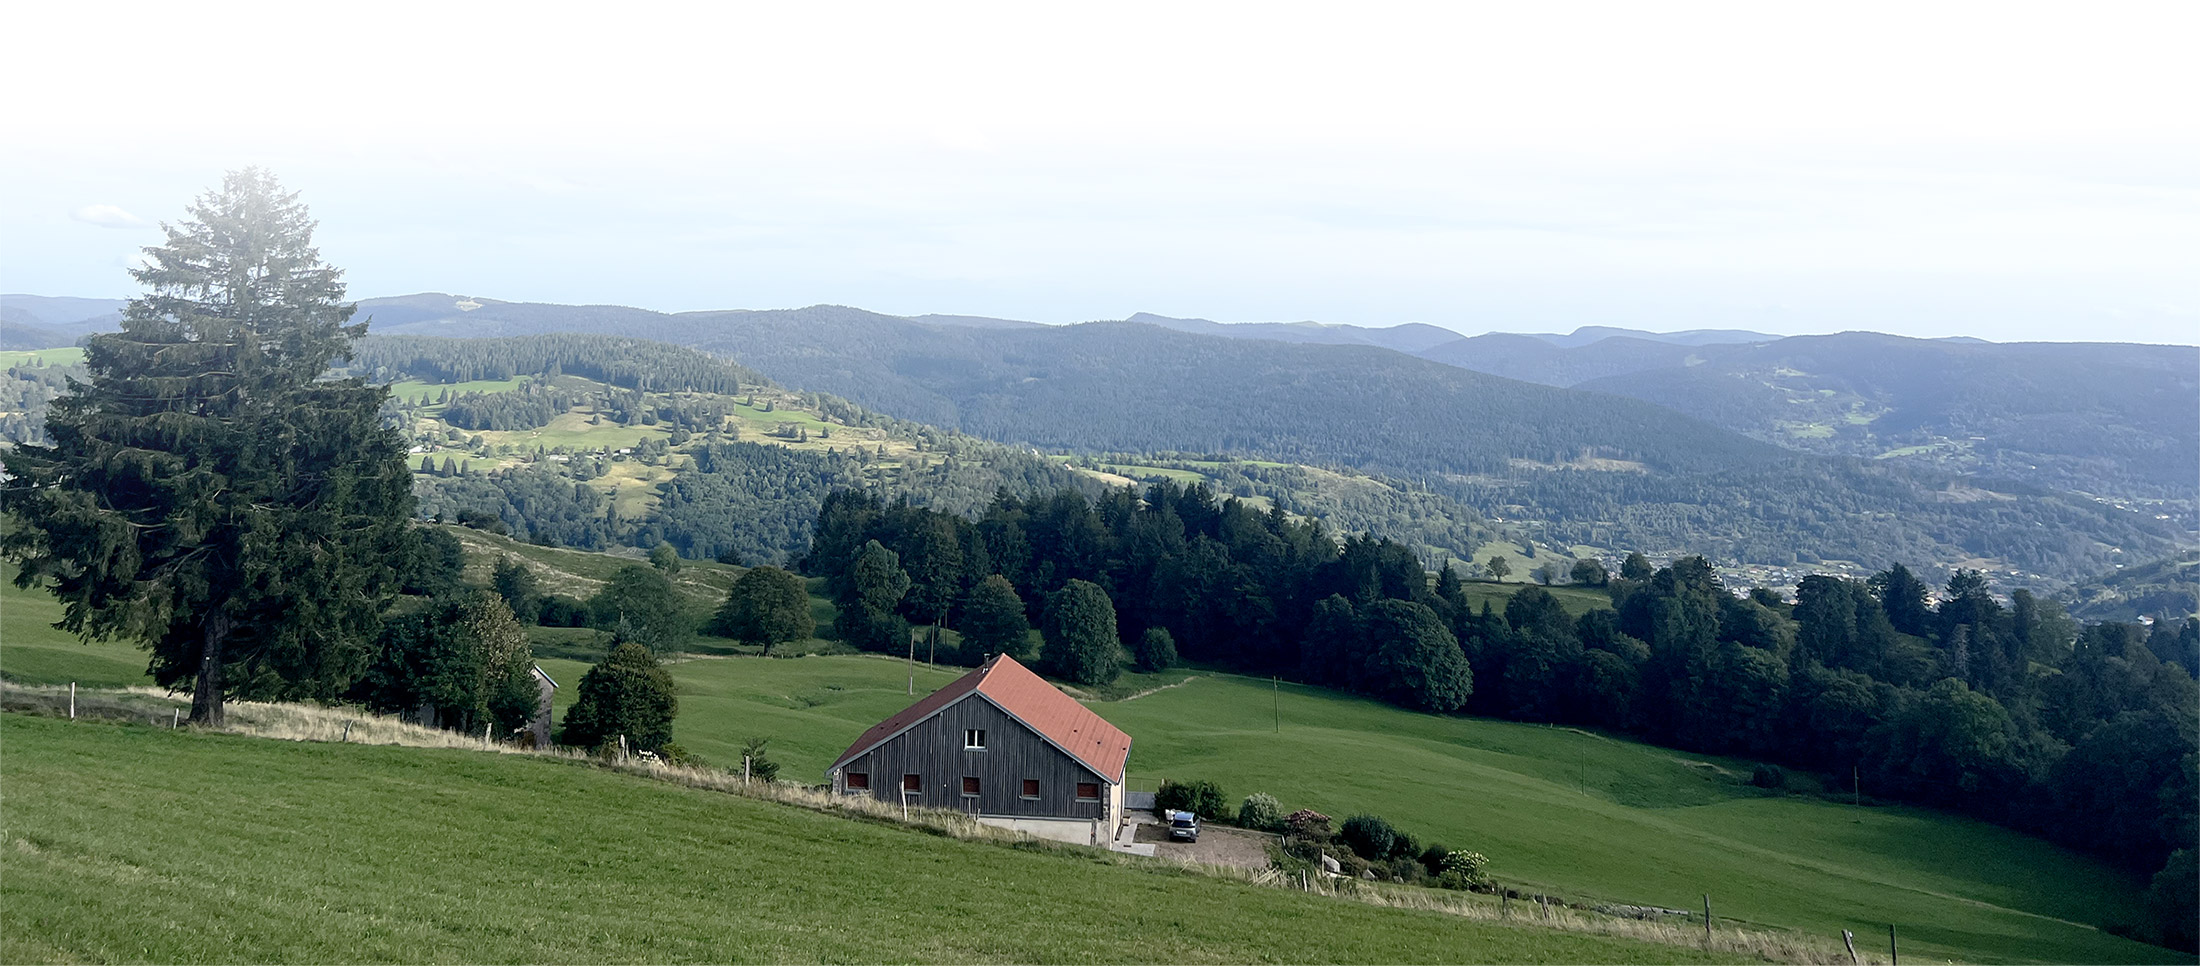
[{"left": 1133, "top": 820, "right": 1276, "bottom": 870}]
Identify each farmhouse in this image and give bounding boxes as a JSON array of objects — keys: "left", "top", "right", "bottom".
[{"left": 828, "top": 654, "right": 1131, "bottom": 846}]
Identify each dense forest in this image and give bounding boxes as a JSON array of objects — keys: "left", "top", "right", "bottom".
[{"left": 806, "top": 482, "right": 2197, "bottom": 950}]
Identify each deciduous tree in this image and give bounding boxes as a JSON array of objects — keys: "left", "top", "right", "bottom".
[
  {"left": 956, "top": 574, "right": 1029, "bottom": 663},
  {"left": 560, "top": 640, "right": 677, "bottom": 751},
  {"left": 1041, "top": 578, "right": 1120, "bottom": 685},
  {"left": 710, "top": 565, "right": 814, "bottom": 655}
]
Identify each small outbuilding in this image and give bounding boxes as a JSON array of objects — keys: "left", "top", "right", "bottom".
[{"left": 827, "top": 654, "right": 1132, "bottom": 846}]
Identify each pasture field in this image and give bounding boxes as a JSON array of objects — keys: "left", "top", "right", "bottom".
[
  {"left": 0, "top": 714, "right": 1730, "bottom": 964},
  {"left": 0, "top": 560, "right": 151, "bottom": 688},
  {"left": 634, "top": 655, "right": 2163, "bottom": 965},
  {"left": 1, "top": 542, "right": 2168, "bottom": 964},
  {"left": 0, "top": 348, "right": 85, "bottom": 367}
]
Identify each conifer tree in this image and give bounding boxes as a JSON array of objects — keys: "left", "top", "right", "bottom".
[{"left": 1, "top": 169, "right": 412, "bottom": 724}]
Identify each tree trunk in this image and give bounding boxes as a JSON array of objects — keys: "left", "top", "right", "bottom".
[{"left": 190, "top": 611, "right": 231, "bottom": 726}]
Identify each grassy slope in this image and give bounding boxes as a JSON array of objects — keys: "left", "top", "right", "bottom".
[
  {"left": 621, "top": 655, "right": 2161, "bottom": 966},
  {"left": 0, "top": 549, "right": 2164, "bottom": 964},
  {"left": 0, "top": 561, "right": 151, "bottom": 688},
  {"left": 0, "top": 715, "right": 1728, "bottom": 965}
]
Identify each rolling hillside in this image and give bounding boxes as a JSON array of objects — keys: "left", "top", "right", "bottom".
[{"left": 3, "top": 714, "right": 1730, "bottom": 965}]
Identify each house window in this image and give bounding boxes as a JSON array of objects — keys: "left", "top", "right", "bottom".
[
  {"left": 902, "top": 774, "right": 921, "bottom": 792},
  {"left": 1075, "top": 782, "right": 1100, "bottom": 801},
  {"left": 962, "top": 776, "right": 981, "bottom": 797},
  {"left": 1021, "top": 779, "right": 1040, "bottom": 799},
  {"left": 846, "top": 772, "right": 869, "bottom": 790},
  {"left": 964, "top": 729, "right": 986, "bottom": 750}
]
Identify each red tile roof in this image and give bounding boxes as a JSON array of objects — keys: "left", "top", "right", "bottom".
[{"left": 829, "top": 654, "right": 1132, "bottom": 783}]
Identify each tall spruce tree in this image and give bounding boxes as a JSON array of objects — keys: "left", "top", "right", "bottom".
[{"left": 1, "top": 169, "right": 412, "bottom": 724}]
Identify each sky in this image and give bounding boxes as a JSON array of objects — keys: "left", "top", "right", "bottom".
[{"left": 5, "top": 2, "right": 2197, "bottom": 344}]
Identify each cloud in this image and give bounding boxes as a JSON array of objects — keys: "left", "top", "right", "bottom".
[{"left": 73, "top": 204, "right": 149, "bottom": 229}]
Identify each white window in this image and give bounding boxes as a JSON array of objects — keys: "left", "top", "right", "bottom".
[{"left": 964, "top": 729, "right": 986, "bottom": 750}]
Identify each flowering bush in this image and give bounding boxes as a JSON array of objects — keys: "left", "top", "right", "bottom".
[
  {"left": 1437, "top": 850, "right": 1494, "bottom": 891},
  {"left": 1282, "top": 808, "right": 1333, "bottom": 840}
]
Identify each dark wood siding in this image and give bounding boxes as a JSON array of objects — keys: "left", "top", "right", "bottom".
[{"left": 840, "top": 695, "right": 1109, "bottom": 820}]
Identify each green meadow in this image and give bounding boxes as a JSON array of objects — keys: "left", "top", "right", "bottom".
[
  {"left": 609, "top": 655, "right": 2161, "bottom": 965},
  {"left": 0, "top": 543, "right": 2172, "bottom": 965},
  {"left": 0, "top": 714, "right": 1730, "bottom": 964},
  {"left": 0, "top": 348, "right": 86, "bottom": 367}
]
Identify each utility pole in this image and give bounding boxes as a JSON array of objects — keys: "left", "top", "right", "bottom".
[
  {"left": 1273, "top": 676, "right": 1280, "bottom": 732},
  {"left": 907, "top": 630, "right": 916, "bottom": 695},
  {"left": 1854, "top": 764, "right": 1861, "bottom": 807}
]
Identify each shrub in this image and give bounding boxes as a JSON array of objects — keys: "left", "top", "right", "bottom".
[
  {"left": 1381, "top": 856, "right": 1426, "bottom": 883},
  {"left": 1237, "top": 792, "right": 1283, "bottom": 832},
  {"left": 1419, "top": 843, "right": 1454, "bottom": 878},
  {"left": 537, "top": 594, "right": 589, "bottom": 627},
  {"left": 1154, "top": 778, "right": 1228, "bottom": 819},
  {"left": 1437, "top": 850, "right": 1495, "bottom": 891},
  {"left": 1339, "top": 814, "right": 1397, "bottom": 861},
  {"left": 1133, "top": 627, "right": 1179, "bottom": 673},
  {"left": 1388, "top": 828, "right": 1420, "bottom": 862},
  {"left": 740, "top": 737, "right": 780, "bottom": 783},
  {"left": 1751, "top": 763, "right": 1786, "bottom": 790},
  {"left": 1283, "top": 808, "right": 1333, "bottom": 841}
]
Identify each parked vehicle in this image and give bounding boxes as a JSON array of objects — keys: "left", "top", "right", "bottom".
[{"left": 1168, "top": 810, "right": 1200, "bottom": 842}]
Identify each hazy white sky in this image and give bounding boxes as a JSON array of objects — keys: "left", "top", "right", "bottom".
[{"left": 6, "top": 2, "right": 2197, "bottom": 343}]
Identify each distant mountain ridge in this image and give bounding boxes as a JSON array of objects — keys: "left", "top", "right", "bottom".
[
  {"left": 8, "top": 291, "right": 2188, "bottom": 579},
  {"left": 0, "top": 295, "right": 127, "bottom": 350}
]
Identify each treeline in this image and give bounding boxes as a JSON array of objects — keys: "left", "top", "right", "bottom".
[
  {"left": 441, "top": 383, "right": 577, "bottom": 431},
  {"left": 804, "top": 482, "right": 2198, "bottom": 950},
  {"left": 349, "top": 333, "right": 766, "bottom": 394}
]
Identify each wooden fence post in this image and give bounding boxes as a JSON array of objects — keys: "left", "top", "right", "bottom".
[
  {"left": 342, "top": 720, "right": 353, "bottom": 742},
  {"left": 1842, "top": 929, "right": 1859, "bottom": 964},
  {"left": 70, "top": 682, "right": 76, "bottom": 719},
  {"left": 1889, "top": 924, "right": 1898, "bottom": 965},
  {"left": 1704, "top": 894, "right": 1713, "bottom": 945}
]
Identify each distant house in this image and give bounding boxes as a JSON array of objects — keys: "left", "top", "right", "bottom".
[{"left": 827, "top": 654, "right": 1132, "bottom": 846}]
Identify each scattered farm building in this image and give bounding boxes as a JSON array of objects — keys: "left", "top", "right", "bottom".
[{"left": 827, "top": 654, "right": 1131, "bottom": 846}]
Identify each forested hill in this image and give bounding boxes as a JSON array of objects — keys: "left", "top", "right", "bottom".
[
  {"left": 675, "top": 315, "right": 1784, "bottom": 478},
  {"left": 354, "top": 296, "right": 1774, "bottom": 476},
  {"left": 312, "top": 294, "right": 2188, "bottom": 580},
  {"left": 1571, "top": 333, "right": 2200, "bottom": 505}
]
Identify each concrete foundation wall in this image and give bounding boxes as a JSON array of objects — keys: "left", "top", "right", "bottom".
[{"left": 977, "top": 815, "right": 1101, "bottom": 846}]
